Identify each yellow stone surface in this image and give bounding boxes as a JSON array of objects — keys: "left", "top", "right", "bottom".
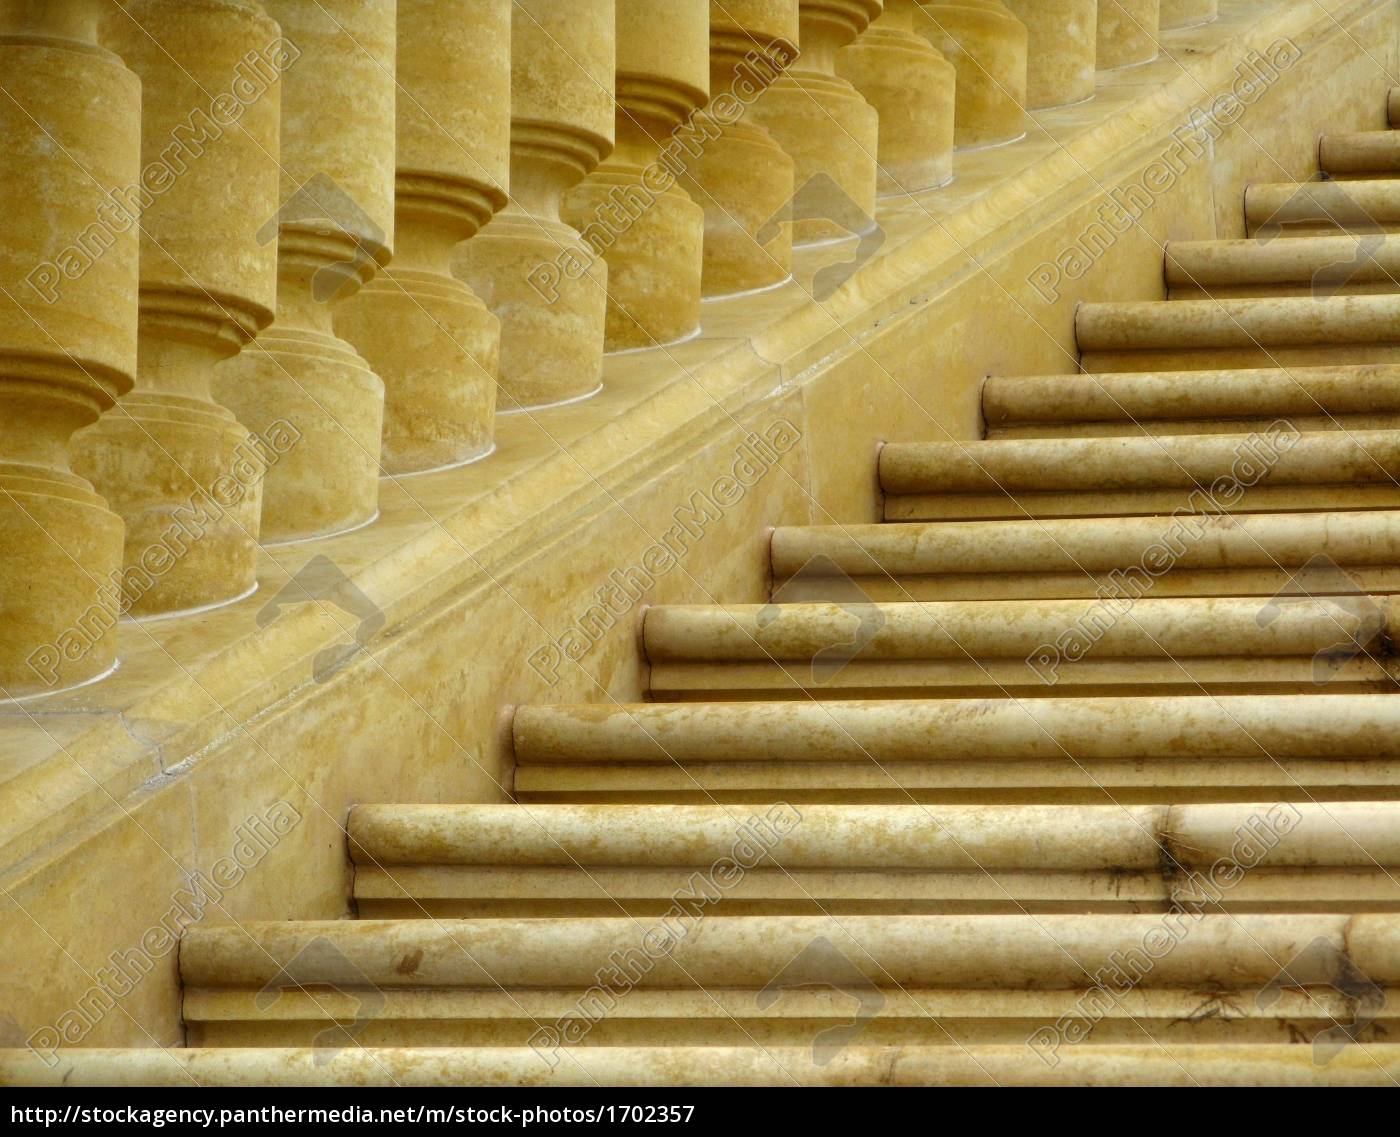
[
  {"left": 6, "top": 1045, "right": 1400, "bottom": 1087},
  {"left": 0, "top": 0, "right": 137, "bottom": 696},
  {"left": 1005, "top": 0, "right": 1098, "bottom": 109},
  {"left": 336, "top": 0, "right": 510, "bottom": 476},
  {"left": 838, "top": 0, "right": 957, "bottom": 195},
  {"left": 454, "top": 0, "right": 616, "bottom": 408},
  {"left": 679, "top": 1, "right": 799, "bottom": 299},
  {"left": 3, "top": 0, "right": 1400, "bottom": 1089},
  {"left": 1097, "top": 0, "right": 1161, "bottom": 69},
  {"left": 563, "top": 0, "right": 710, "bottom": 351},
  {"left": 915, "top": 0, "right": 1029, "bottom": 149},
  {"left": 1161, "top": 0, "right": 1218, "bottom": 29},
  {"left": 72, "top": 0, "right": 282, "bottom": 616},
  {"left": 213, "top": 0, "right": 396, "bottom": 543}
]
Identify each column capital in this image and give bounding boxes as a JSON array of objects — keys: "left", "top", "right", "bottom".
[
  {"left": 615, "top": 0, "right": 709, "bottom": 131},
  {"left": 508, "top": 0, "right": 616, "bottom": 212}
]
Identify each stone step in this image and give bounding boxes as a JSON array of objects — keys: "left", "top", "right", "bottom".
[
  {"left": 1244, "top": 178, "right": 1400, "bottom": 236},
  {"left": 512, "top": 694, "right": 1400, "bottom": 802},
  {"left": 180, "top": 914, "right": 1400, "bottom": 1050},
  {"left": 1322, "top": 129, "right": 1400, "bottom": 176},
  {"left": 771, "top": 513, "right": 1400, "bottom": 600},
  {"left": 349, "top": 801, "right": 1400, "bottom": 917},
  {"left": 1165, "top": 235, "right": 1400, "bottom": 299},
  {"left": 8, "top": 1045, "right": 1400, "bottom": 1087},
  {"left": 878, "top": 430, "right": 1400, "bottom": 520},
  {"left": 640, "top": 598, "right": 1398, "bottom": 699},
  {"left": 983, "top": 364, "right": 1400, "bottom": 439},
  {"left": 1077, "top": 294, "right": 1400, "bottom": 372}
]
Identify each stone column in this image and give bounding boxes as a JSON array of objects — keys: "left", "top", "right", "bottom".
[
  {"left": 837, "top": 0, "right": 956, "bottom": 196},
  {"left": 454, "top": 0, "right": 615, "bottom": 410},
  {"left": 748, "top": 0, "right": 883, "bottom": 244},
  {"left": 214, "top": 0, "right": 395, "bottom": 543},
  {"left": 677, "top": 1, "right": 799, "bottom": 299},
  {"left": 1159, "top": 0, "right": 1215, "bottom": 30},
  {"left": 0, "top": 0, "right": 138, "bottom": 695},
  {"left": 72, "top": 0, "right": 282, "bottom": 617},
  {"left": 335, "top": 0, "right": 510, "bottom": 476},
  {"left": 915, "top": 1, "right": 1028, "bottom": 150},
  {"left": 1096, "top": 0, "right": 1159, "bottom": 70},
  {"left": 563, "top": 1, "right": 709, "bottom": 352},
  {"left": 1004, "top": 0, "right": 1096, "bottom": 110}
]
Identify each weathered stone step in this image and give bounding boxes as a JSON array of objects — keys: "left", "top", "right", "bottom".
[
  {"left": 7, "top": 1045, "right": 1400, "bottom": 1087},
  {"left": 1165, "top": 235, "right": 1400, "bottom": 298},
  {"left": 180, "top": 914, "right": 1400, "bottom": 1050},
  {"left": 513, "top": 694, "right": 1400, "bottom": 803},
  {"left": 983, "top": 364, "right": 1400, "bottom": 439},
  {"left": 640, "top": 598, "right": 1398, "bottom": 699},
  {"left": 1077, "top": 294, "right": 1400, "bottom": 372},
  {"left": 878, "top": 429, "right": 1400, "bottom": 519},
  {"left": 1244, "top": 178, "right": 1400, "bottom": 236},
  {"left": 349, "top": 801, "right": 1400, "bottom": 917},
  {"left": 1323, "top": 130, "right": 1400, "bottom": 176},
  {"left": 774, "top": 513, "right": 1400, "bottom": 600}
]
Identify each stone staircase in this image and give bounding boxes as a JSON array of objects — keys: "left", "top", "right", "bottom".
[
  {"left": 169, "top": 90, "right": 1400, "bottom": 1085},
  {"left": 1078, "top": 109, "right": 1400, "bottom": 372},
  {"left": 17, "top": 83, "right": 1400, "bottom": 1093}
]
